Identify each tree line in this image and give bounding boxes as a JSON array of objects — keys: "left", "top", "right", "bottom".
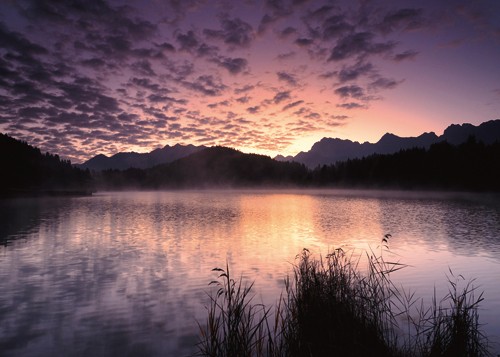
[
  {"left": 95, "top": 137, "right": 500, "bottom": 192},
  {"left": 311, "top": 137, "right": 500, "bottom": 191},
  {"left": 2, "top": 132, "right": 498, "bottom": 194},
  {"left": 0, "top": 133, "right": 93, "bottom": 196}
]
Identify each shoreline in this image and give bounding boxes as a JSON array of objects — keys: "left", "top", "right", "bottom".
[{"left": 0, "top": 189, "right": 94, "bottom": 199}]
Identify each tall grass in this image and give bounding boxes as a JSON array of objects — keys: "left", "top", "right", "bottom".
[
  {"left": 405, "top": 271, "right": 489, "bottom": 357},
  {"left": 195, "top": 238, "right": 490, "bottom": 357},
  {"left": 196, "top": 263, "right": 275, "bottom": 357}
]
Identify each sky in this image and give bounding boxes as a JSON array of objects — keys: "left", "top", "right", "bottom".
[{"left": 1, "top": 0, "right": 499, "bottom": 163}]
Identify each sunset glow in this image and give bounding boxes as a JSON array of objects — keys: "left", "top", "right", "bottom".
[{"left": 1, "top": 0, "right": 499, "bottom": 162}]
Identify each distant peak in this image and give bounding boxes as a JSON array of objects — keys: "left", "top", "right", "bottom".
[
  {"left": 377, "top": 133, "right": 401, "bottom": 145},
  {"left": 380, "top": 132, "right": 398, "bottom": 139},
  {"left": 94, "top": 154, "right": 108, "bottom": 159},
  {"left": 418, "top": 131, "right": 438, "bottom": 139}
]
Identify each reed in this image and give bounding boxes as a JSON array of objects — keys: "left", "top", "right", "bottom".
[
  {"left": 196, "top": 263, "right": 273, "bottom": 357},
  {"left": 195, "top": 239, "right": 490, "bottom": 357},
  {"left": 404, "top": 270, "right": 489, "bottom": 357}
]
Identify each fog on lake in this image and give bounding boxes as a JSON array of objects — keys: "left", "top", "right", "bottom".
[{"left": 1, "top": 190, "right": 500, "bottom": 356}]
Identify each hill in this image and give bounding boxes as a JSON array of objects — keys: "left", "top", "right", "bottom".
[
  {"left": 96, "top": 146, "right": 310, "bottom": 189},
  {"left": 0, "top": 133, "right": 93, "bottom": 196},
  {"left": 95, "top": 139, "right": 500, "bottom": 192}
]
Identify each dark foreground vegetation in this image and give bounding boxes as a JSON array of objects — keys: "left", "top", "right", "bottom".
[
  {"left": 96, "top": 137, "right": 500, "bottom": 192},
  {"left": 0, "top": 134, "right": 93, "bottom": 197},
  {"left": 196, "top": 243, "right": 490, "bottom": 357}
]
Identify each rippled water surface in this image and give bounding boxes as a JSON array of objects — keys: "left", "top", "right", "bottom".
[{"left": 1, "top": 190, "right": 500, "bottom": 356}]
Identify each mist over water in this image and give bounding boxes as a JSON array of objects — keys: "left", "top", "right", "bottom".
[{"left": 1, "top": 190, "right": 499, "bottom": 356}]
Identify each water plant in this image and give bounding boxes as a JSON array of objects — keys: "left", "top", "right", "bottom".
[
  {"left": 195, "top": 238, "right": 490, "bottom": 357},
  {"left": 406, "top": 270, "right": 489, "bottom": 357},
  {"left": 196, "top": 263, "right": 274, "bottom": 357}
]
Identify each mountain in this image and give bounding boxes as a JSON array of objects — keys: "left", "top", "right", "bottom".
[
  {"left": 78, "top": 143, "right": 205, "bottom": 171},
  {"left": 0, "top": 133, "right": 92, "bottom": 196},
  {"left": 441, "top": 120, "right": 500, "bottom": 145},
  {"left": 97, "top": 146, "right": 309, "bottom": 189},
  {"left": 310, "top": 138, "right": 500, "bottom": 191},
  {"left": 95, "top": 140, "right": 500, "bottom": 191},
  {"left": 288, "top": 132, "right": 439, "bottom": 168},
  {"left": 279, "top": 119, "right": 500, "bottom": 168}
]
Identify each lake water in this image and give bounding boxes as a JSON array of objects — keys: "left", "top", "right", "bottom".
[{"left": 1, "top": 190, "right": 500, "bottom": 356}]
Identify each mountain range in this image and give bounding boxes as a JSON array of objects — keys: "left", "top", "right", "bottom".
[
  {"left": 276, "top": 119, "right": 500, "bottom": 168},
  {"left": 78, "top": 143, "right": 205, "bottom": 171},
  {"left": 79, "top": 119, "right": 500, "bottom": 170},
  {"left": 97, "top": 146, "right": 309, "bottom": 189}
]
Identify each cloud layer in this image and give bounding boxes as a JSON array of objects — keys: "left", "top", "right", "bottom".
[{"left": 0, "top": 0, "right": 499, "bottom": 161}]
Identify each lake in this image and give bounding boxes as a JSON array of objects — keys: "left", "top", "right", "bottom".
[{"left": 1, "top": 190, "right": 500, "bottom": 356}]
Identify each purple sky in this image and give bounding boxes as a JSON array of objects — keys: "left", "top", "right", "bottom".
[{"left": 1, "top": 0, "right": 499, "bottom": 163}]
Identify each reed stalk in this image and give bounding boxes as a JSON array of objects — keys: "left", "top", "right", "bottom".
[{"left": 195, "top": 237, "right": 490, "bottom": 357}]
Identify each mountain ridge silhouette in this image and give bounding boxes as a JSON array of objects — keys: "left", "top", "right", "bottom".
[{"left": 276, "top": 119, "right": 500, "bottom": 168}]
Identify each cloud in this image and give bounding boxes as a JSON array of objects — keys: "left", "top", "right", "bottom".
[
  {"left": 282, "top": 100, "right": 304, "bottom": 111},
  {"left": 279, "top": 26, "right": 297, "bottom": 38},
  {"left": 273, "top": 90, "right": 291, "bottom": 104},
  {"left": 277, "top": 71, "right": 298, "bottom": 86},
  {"left": 161, "top": 0, "right": 207, "bottom": 23},
  {"left": 196, "top": 43, "right": 219, "bottom": 57},
  {"left": 377, "top": 8, "right": 425, "bottom": 34},
  {"left": 207, "top": 100, "right": 230, "bottom": 109},
  {"left": 22, "top": 0, "right": 156, "bottom": 39},
  {"left": 305, "top": 112, "right": 320, "bottom": 119},
  {"left": 305, "top": 5, "right": 335, "bottom": 20},
  {"left": 156, "top": 42, "right": 176, "bottom": 52},
  {"left": 318, "top": 71, "right": 336, "bottom": 79},
  {"left": 337, "top": 61, "right": 374, "bottom": 82},
  {"left": 336, "top": 102, "right": 366, "bottom": 110},
  {"left": 247, "top": 106, "right": 260, "bottom": 114},
  {"left": 289, "top": 119, "right": 322, "bottom": 133},
  {"left": 131, "top": 60, "right": 156, "bottom": 76},
  {"left": 17, "top": 106, "right": 58, "bottom": 119},
  {"left": 258, "top": 0, "right": 294, "bottom": 33},
  {"left": 130, "top": 77, "right": 168, "bottom": 93},
  {"left": 185, "top": 75, "right": 227, "bottom": 96},
  {"left": 320, "top": 15, "right": 352, "bottom": 40},
  {"left": 328, "top": 32, "right": 395, "bottom": 61},
  {"left": 0, "top": 1, "right": 469, "bottom": 162},
  {"left": 176, "top": 30, "right": 199, "bottom": 51},
  {"left": 334, "top": 85, "right": 365, "bottom": 99},
  {"left": 0, "top": 22, "right": 48, "bottom": 56},
  {"left": 276, "top": 51, "right": 295, "bottom": 60},
  {"left": 295, "top": 38, "right": 314, "bottom": 46},
  {"left": 392, "top": 50, "right": 418, "bottom": 62},
  {"left": 118, "top": 113, "right": 139, "bottom": 122},
  {"left": 213, "top": 56, "right": 248, "bottom": 74},
  {"left": 95, "top": 95, "right": 121, "bottom": 113},
  {"left": 369, "top": 77, "right": 401, "bottom": 90},
  {"left": 204, "top": 17, "right": 254, "bottom": 48},
  {"left": 163, "top": 60, "right": 195, "bottom": 81},
  {"left": 81, "top": 58, "right": 107, "bottom": 69},
  {"left": 234, "top": 84, "right": 255, "bottom": 94},
  {"left": 147, "top": 94, "right": 187, "bottom": 104},
  {"left": 330, "top": 115, "right": 349, "bottom": 120},
  {"left": 236, "top": 96, "right": 250, "bottom": 103}
]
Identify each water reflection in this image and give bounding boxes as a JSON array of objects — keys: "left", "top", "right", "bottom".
[
  {"left": 0, "top": 198, "right": 45, "bottom": 246},
  {"left": 0, "top": 190, "right": 499, "bottom": 356}
]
